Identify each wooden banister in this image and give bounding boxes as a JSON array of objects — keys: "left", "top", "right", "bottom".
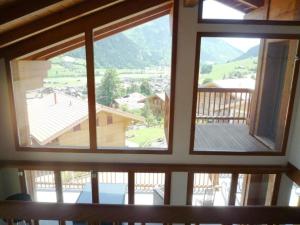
[{"left": 0, "top": 201, "right": 299, "bottom": 224}]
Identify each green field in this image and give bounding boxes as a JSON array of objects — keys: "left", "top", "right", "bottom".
[
  {"left": 199, "top": 57, "right": 258, "bottom": 84},
  {"left": 127, "top": 127, "right": 165, "bottom": 147}
]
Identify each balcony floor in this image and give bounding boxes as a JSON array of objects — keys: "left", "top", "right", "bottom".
[{"left": 194, "top": 124, "right": 271, "bottom": 152}]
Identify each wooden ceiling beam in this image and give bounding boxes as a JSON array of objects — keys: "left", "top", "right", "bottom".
[
  {"left": 0, "top": 0, "right": 120, "bottom": 48},
  {"left": 0, "top": 0, "right": 62, "bottom": 26},
  {"left": 1, "top": 0, "right": 171, "bottom": 60}
]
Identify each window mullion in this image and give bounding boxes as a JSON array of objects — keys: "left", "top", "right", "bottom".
[{"left": 85, "top": 30, "right": 97, "bottom": 152}]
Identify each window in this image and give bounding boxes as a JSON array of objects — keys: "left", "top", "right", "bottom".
[
  {"left": 61, "top": 171, "right": 92, "bottom": 203},
  {"left": 134, "top": 173, "right": 166, "bottom": 205},
  {"left": 235, "top": 174, "right": 277, "bottom": 206},
  {"left": 93, "top": 15, "right": 172, "bottom": 150},
  {"left": 289, "top": 182, "right": 300, "bottom": 206},
  {"left": 11, "top": 37, "right": 90, "bottom": 149},
  {"left": 98, "top": 172, "right": 128, "bottom": 204},
  {"left": 191, "top": 35, "right": 298, "bottom": 154},
  {"left": 199, "top": 0, "right": 300, "bottom": 22},
  {"left": 106, "top": 115, "right": 113, "bottom": 125},
  {"left": 24, "top": 170, "right": 57, "bottom": 202},
  {"left": 9, "top": 8, "right": 176, "bottom": 153},
  {"left": 192, "top": 173, "right": 231, "bottom": 206}
]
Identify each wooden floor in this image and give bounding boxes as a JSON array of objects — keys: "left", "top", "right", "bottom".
[{"left": 194, "top": 124, "right": 271, "bottom": 152}]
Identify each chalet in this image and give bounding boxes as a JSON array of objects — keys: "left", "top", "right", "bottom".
[
  {"left": 28, "top": 92, "right": 144, "bottom": 147},
  {"left": 139, "top": 92, "right": 166, "bottom": 116},
  {"left": 0, "top": 0, "right": 300, "bottom": 224}
]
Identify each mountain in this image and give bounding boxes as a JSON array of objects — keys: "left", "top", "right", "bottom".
[
  {"left": 53, "top": 16, "right": 246, "bottom": 71},
  {"left": 64, "top": 15, "right": 171, "bottom": 69},
  {"left": 200, "top": 38, "right": 243, "bottom": 64},
  {"left": 233, "top": 45, "right": 260, "bottom": 61}
]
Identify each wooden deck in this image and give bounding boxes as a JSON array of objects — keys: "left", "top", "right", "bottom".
[{"left": 194, "top": 124, "right": 271, "bottom": 152}]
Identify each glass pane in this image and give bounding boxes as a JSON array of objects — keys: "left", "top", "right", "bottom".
[
  {"left": 235, "top": 174, "right": 276, "bottom": 206},
  {"left": 192, "top": 173, "right": 231, "bottom": 206},
  {"left": 93, "top": 15, "right": 172, "bottom": 150},
  {"left": 134, "top": 173, "right": 165, "bottom": 205},
  {"left": 98, "top": 172, "right": 128, "bottom": 204},
  {"left": 11, "top": 36, "right": 89, "bottom": 148},
  {"left": 24, "top": 170, "right": 57, "bottom": 202},
  {"left": 61, "top": 171, "right": 91, "bottom": 203},
  {"left": 194, "top": 37, "right": 297, "bottom": 153},
  {"left": 289, "top": 182, "right": 300, "bottom": 206},
  {"left": 201, "top": 0, "right": 300, "bottom": 21}
]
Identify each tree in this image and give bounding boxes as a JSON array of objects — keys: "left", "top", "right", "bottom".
[
  {"left": 140, "top": 79, "right": 152, "bottom": 96},
  {"left": 141, "top": 103, "right": 156, "bottom": 127},
  {"left": 201, "top": 64, "right": 213, "bottom": 74},
  {"left": 126, "top": 82, "right": 140, "bottom": 95},
  {"left": 96, "top": 69, "right": 124, "bottom": 106}
]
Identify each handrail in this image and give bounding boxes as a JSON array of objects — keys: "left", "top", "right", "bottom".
[
  {"left": 0, "top": 201, "right": 300, "bottom": 224},
  {"left": 197, "top": 87, "right": 253, "bottom": 92},
  {"left": 196, "top": 87, "right": 253, "bottom": 124},
  {"left": 0, "top": 160, "right": 289, "bottom": 173}
]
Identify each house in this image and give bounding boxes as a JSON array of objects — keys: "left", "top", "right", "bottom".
[
  {"left": 139, "top": 92, "right": 166, "bottom": 116},
  {"left": 27, "top": 92, "right": 144, "bottom": 147},
  {"left": 0, "top": 0, "right": 300, "bottom": 224},
  {"left": 113, "top": 92, "right": 145, "bottom": 110}
]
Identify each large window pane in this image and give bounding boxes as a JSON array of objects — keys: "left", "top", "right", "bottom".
[
  {"left": 201, "top": 0, "right": 300, "bottom": 21},
  {"left": 24, "top": 170, "right": 57, "bottom": 202},
  {"left": 98, "top": 172, "right": 128, "bottom": 204},
  {"left": 192, "top": 173, "right": 231, "bottom": 206},
  {"left": 235, "top": 174, "right": 276, "bottom": 206},
  {"left": 194, "top": 36, "right": 297, "bottom": 153},
  {"left": 11, "top": 37, "right": 89, "bottom": 148},
  {"left": 134, "top": 173, "right": 165, "bottom": 205},
  {"left": 61, "top": 171, "right": 91, "bottom": 203},
  {"left": 93, "top": 15, "right": 172, "bottom": 150}
]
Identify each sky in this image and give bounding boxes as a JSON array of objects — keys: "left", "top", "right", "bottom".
[{"left": 203, "top": 0, "right": 260, "bottom": 52}]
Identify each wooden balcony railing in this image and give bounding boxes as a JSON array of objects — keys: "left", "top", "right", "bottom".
[
  {"left": 196, "top": 88, "right": 253, "bottom": 124},
  {"left": 0, "top": 201, "right": 300, "bottom": 224}
]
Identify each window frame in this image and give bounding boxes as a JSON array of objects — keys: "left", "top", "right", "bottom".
[
  {"left": 19, "top": 168, "right": 171, "bottom": 205},
  {"left": 197, "top": 0, "right": 300, "bottom": 25},
  {"left": 5, "top": 0, "right": 179, "bottom": 154},
  {"left": 189, "top": 32, "right": 300, "bottom": 156},
  {"left": 186, "top": 171, "right": 282, "bottom": 206}
]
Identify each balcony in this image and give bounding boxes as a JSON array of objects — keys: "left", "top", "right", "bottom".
[{"left": 193, "top": 87, "right": 270, "bottom": 153}]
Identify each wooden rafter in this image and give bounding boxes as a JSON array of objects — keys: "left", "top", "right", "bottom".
[
  {"left": 1, "top": 0, "right": 171, "bottom": 60},
  {"left": 0, "top": 0, "right": 120, "bottom": 48},
  {"left": 0, "top": 0, "right": 62, "bottom": 25}
]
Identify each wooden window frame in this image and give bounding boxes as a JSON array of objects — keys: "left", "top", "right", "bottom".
[
  {"left": 190, "top": 32, "right": 300, "bottom": 156},
  {"left": 19, "top": 167, "right": 171, "bottom": 205},
  {"left": 5, "top": 0, "right": 179, "bottom": 155},
  {"left": 186, "top": 171, "right": 282, "bottom": 206},
  {"left": 197, "top": 0, "right": 300, "bottom": 25}
]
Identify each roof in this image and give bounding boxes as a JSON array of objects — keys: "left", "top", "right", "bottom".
[
  {"left": 27, "top": 92, "right": 144, "bottom": 145},
  {"left": 139, "top": 92, "right": 166, "bottom": 103},
  {"left": 203, "top": 78, "right": 256, "bottom": 90},
  {"left": 114, "top": 92, "right": 145, "bottom": 110}
]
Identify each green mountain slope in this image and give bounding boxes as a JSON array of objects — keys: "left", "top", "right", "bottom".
[
  {"left": 200, "top": 38, "right": 243, "bottom": 64},
  {"left": 49, "top": 16, "right": 247, "bottom": 74}
]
